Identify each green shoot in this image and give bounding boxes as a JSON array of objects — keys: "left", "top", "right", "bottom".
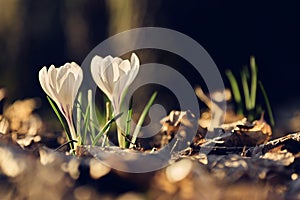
[
  {"left": 125, "top": 97, "right": 133, "bottom": 148},
  {"left": 82, "top": 104, "right": 91, "bottom": 145},
  {"left": 258, "top": 81, "right": 275, "bottom": 126},
  {"left": 92, "top": 112, "right": 123, "bottom": 146},
  {"left": 226, "top": 56, "right": 275, "bottom": 126},
  {"left": 47, "top": 96, "right": 74, "bottom": 150},
  {"left": 225, "top": 70, "right": 243, "bottom": 114},
  {"left": 117, "top": 129, "right": 126, "bottom": 148},
  {"left": 129, "top": 92, "right": 157, "bottom": 148},
  {"left": 241, "top": 66, "right": 251, "bottom": 110},
  {"left": 88, "top": 89, "right": 96, "bottom": 139},
  {"left": 250, "top": 56, "right": 257, "bottom": 109},
  {"left": 101, "top": 101, "right": 111, "bottom": 147},
  {"left": 76, "top": 92, "right": 82, "bottom": 138}
]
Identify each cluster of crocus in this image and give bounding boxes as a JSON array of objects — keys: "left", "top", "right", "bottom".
[{"left": 39, "top": 53, "right": 140, "bottom": 150}]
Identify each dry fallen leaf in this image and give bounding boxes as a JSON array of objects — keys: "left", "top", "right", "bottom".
[
  {"left": 159, "top": 110, "right": 195, "bottom": 147},
  {"left": 0, "top": 115, "right": 9, "bottom": 134},
  {"left": 0, "top": 88, "right": 6, "bottom": 102},
  {"left": 260, "top": 148, "right": 295, "bottom": 166},
  {"left": 1, "top": 98, "right": 42, "bottom": 147},
  {"left": 226, "top": 114, "right": 272, "bottom": 146}
]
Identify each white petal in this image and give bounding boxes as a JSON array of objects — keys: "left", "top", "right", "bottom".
[
  {"left": 39, "top": 66, "right": 61, "bottom": 113},
  {"left": 70, "top": 62, "right": 83, "bottom": 103},
  {"left": 57, "top": 74, "right": 71, "bottom": 94},
  {"left": 125, "top": 63, "right": 139, "bottom": 88},
  {"left": 70, "top": 62, "right": 83, "bottom": 82},
  {"left": 56, "top": 63, "right": 69, "bottom": 81},
  {"left": 101, "top": 55, "right": 114, "bottom": 81},
  {"left": 69, "top": 62, "right": 81, "bottom": 76},
  {"left": 48, "top": 65, "right": 58, "bottom": 89},
  {"left": 91, "top": 56, "right": 102, "bottom": 81},
  {"left": 56, "top": 63, "right": 71, "bottom": 93},
  {"left": 91, "top": 56, "right": 112, "bottom": 101},
  {"left": 130, "top": 53, "right": 140, "bottom": 70},
  {"left": 92, "top": 55, "right": 104, "bottom": 79},
  {"left": 125, "top": 53, "right": 140, "bottom": 85},
  {"left": 57, "top": 72, "right": 76, "bottom": 112},
  {"left": 112, "top": 61, "right": 120, "bottom": 82},
  {"left": 112, "top": 75, "right": 129, "bottom": 111},
  {"left": 113, "top": 57, "right": 123, "bottom": 65},
  {"left": 113, "top": 77, "right": 132, "bottom": 108},
  {"left": 39, "top": 67, "right": 56, "bottom": 100},
  {"left": 102, "top": 60, "right": 117, "bottom": 93},
  {"left": 119, "top": 60, "right": 131, "bottom": 75},
  {"left": 39, "top": 67, "right": 52, "bottom": 97}
]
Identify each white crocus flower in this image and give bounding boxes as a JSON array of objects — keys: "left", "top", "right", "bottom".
[
  {"left": 91, "top": 53, "right": 140, "bottom": 148},
  {"left": 91, "top": 53, "right": 140, "bottom": 115},
  {"left": 39, "top": 62, "right": 83, "bottom": 145}
]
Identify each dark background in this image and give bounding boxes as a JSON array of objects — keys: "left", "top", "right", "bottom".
[{"left": 0, "top": 0, "right": 299, "bottom": 133}]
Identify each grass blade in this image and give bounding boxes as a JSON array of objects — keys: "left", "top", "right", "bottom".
[
  {"left": 130, "top": 92, "right": 157, "bottom": 148},
  {"left": 225, "top": 69, "right": 243, "bottom": 114},
  {"left": 76, "top": 92, "right": 82, "bottom": 139},
  {"left": 241, "top": 67, "right": 251, "bottom": 110},
  {"left": 250, "top": 56, "right": 258, "bottom": 109},
  {"left": 82, "top": 104, "right": 91, "bottom": 145},
  {"left": 101, "top": 102, "right": 111, "bottom": 147},
  {"left": 92, "top": 112, "right": 123, "bottom": 146},
  {"left": 258, "top": 81, "right": 275, "bottom": 126},
  {"left": 125, "top": 97, "right": 133, "bottom": 148},
  {"left": 88, "top": 89, "right": 96, "bottom": 139}
]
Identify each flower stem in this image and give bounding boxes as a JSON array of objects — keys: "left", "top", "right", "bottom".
[
  {"left": 88, "top": 90, "right": 96, "bottom": 138},
  {"left": 117, "top": 127, "right": 126, "bottom": 148},
  {"left": 66, "top": 111, "right": 79, "bottom": 151}
]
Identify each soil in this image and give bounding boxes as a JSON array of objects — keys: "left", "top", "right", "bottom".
[
  {"left": 1, "top": 122, "right": 300, "bottom": 200},
  {"left": 1, "top": 97, "right": 300, "bottom": 200}
]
